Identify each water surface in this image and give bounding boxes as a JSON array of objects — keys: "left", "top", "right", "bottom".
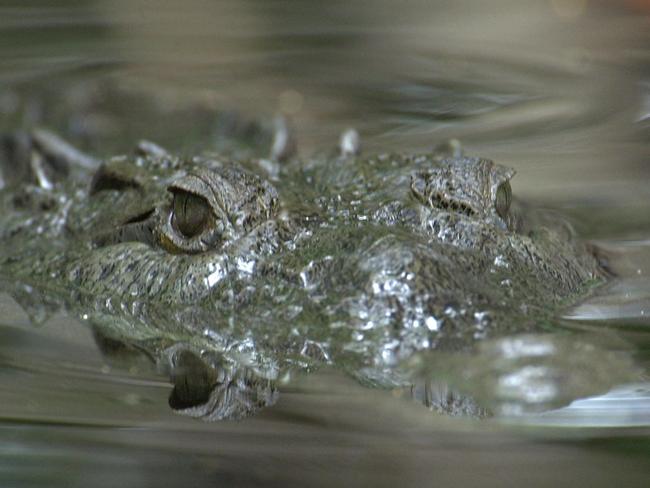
[{"left": 1, "top": 1, "right": 649, "bottom": 486}]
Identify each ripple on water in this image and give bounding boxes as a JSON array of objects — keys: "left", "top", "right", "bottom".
[{"left": 0, "top": 1, "right": 649, "bottom": 485}]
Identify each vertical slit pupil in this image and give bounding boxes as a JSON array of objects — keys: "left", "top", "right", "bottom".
[
  {"left": 495, "top": 182, "right": 512, "bottom": 219},
  {"left": 172, "top": 191, "right": 210, "bottom": 238}
]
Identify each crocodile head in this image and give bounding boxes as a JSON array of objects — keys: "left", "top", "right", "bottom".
[{"left": 3, "top": 146, "right": 292, "bottom": 303}]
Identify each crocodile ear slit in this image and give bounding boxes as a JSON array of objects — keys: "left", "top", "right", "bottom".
[
  {"left": 123, "top": 208, "right": 155, "bottom": 225},
  {"left": 92, "top": 209, "right": 158, "bottom": 248}
]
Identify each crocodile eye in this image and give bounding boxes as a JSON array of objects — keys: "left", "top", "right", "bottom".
[
  {"left": 495, "top": 182, "right": 512, "bottom": 219},
  {"left": 171, "top": 191, "right": 210, "bottom": 238}
]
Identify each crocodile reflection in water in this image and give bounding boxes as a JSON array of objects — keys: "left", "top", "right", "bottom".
[{"left": 0, "top": 129, "right": 606, "bottom": 419}]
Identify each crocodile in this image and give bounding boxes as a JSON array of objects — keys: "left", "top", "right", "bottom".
[{"left": 0, "top": 124, "right": 608, "bottom": 420}]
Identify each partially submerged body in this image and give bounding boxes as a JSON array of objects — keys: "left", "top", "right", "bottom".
[{"left": 0, "top": 124, "right": 607, "bottom": 419}]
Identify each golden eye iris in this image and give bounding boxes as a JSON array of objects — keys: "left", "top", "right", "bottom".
[
  {"left": 495, "top": 182, "right": 512, "bottom": 219},
  {"left": 171, "top": 191, "right": 210, "bottom": 238}
]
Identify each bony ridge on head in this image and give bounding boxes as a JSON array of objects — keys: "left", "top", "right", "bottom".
[{"left": 410, "top": 157, "right": 516, "bottom": 231}]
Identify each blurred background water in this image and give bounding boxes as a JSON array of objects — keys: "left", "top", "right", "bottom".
[{"left": 0, "top": 0, "right": 649, "bottom": 486}]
